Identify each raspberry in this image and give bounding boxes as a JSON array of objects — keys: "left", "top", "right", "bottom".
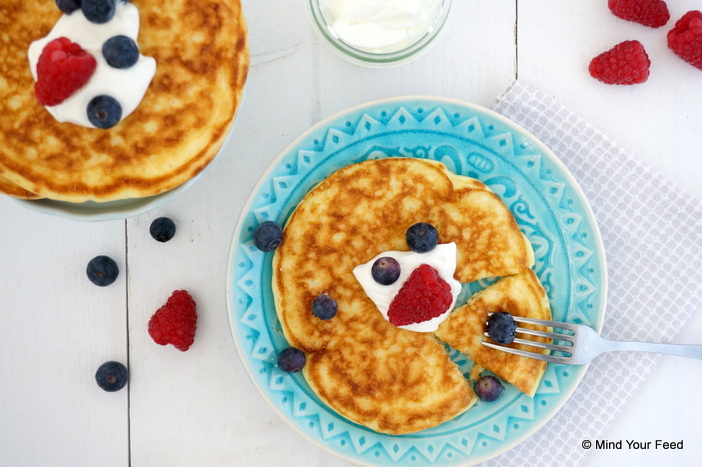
[
  {"left": 588, "top": 40, "right": 651, "bottom": 85},
  {"left": 34, "top": 37, "right": 96, "bottom": 106},
  {"left": 608, "top": 0, "right": 670, "bottom": 28},
  {"left": 148, "top": 290, "right": 198, "bottom": 351},
  {"left": 387, "top": 264, "right": 453, "bottom": 327},
  {"left": 667, "top": 11, "right": 702, "bottom": 70}
]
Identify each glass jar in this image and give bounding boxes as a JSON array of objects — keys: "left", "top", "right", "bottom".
[{"left": 306, "top": 0, "right": 452, "bottom": 67}]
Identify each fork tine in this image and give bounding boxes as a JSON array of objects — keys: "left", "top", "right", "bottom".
[
  {"left": 515, "top": 327, "right": 575, "bottom": 344},
  {"left": 482, "top": 332, "right": 573, "bottom": 353},
  {"left": 510, "top": 315, "right": 578, "bottom": 333},
  {"left": 513, "top": 336, "right": 573, "bottom": 353},
  {"left": 481, "top": 340, "right": 572, "bottom": 364}
]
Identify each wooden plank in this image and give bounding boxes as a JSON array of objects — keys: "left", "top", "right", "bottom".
[
  {"left": 517, "top": 0, "right": 702, "bottom": 198},
  {"left": 126, "top": 0, "right": 518, "bottom": 465},
  {"left": 519, "top": 1, "right": 702, "bottom": 465},
  {"left": 0, "top": 198, "right": 128, "bottom": 466},
  {"left": 313, "top": 0, "right": 518, "bottom": 115}
]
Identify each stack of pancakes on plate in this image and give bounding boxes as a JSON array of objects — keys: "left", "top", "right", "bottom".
[
  {"left": 0, "top": 0, "right": 248, "bottom": 202},
  {"left": 273, "top": 158, "right": 552, "bottom": 434}
]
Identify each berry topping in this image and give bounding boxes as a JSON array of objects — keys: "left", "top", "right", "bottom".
[
  {"left": 34, "top": 37, "right": 97, "bottom": 106},
  {"left": 406, "top": 222, "right": 439, "bottom": 253},
  {"left": 371, "top": 256, "right": 401, "bottom": 285},
  {"left": 474, "top": 375, "right": 504, "bottom": 402},
  {"left": 486, "top": 311, "right": 518, "bottom": 345},
  {"left": 86, "top": 255, "right": 119, "bottom": 286},
  {"left": 95, "top": 361, "right": 128, "bottom": 392},
  {"left": 148, "top": 290, "right": 197, "bottom": 351},
  {"left": 667, "top": 11, "right": 702, "bottom": 70},
  {"left": 311, "top": 293, "right": 338, "bottom": 320},
  {"left": 608, "top": 0, "right": 670, "bottom": 28},
  {"left": 588, "top": 40, "right": 650, "bottom": 85},
  {"left": 56, "top": 0, "right": 82, "bottom": 14},
  {"left": 102, "top": 35, "right": 139, "bottom": 69},
  {"left": 253, "top": 221, "right": 283, "bottom": 252},
  {"left": 277, "top": 347, "right": 306, "bottom": 373},
  {"left": 87, "top": 95, "right": 122, "bottom": 129},
  {"left": 82, "top": 0, "right": 116, "bottom": 24},
  {"left": 150, "top": 217, "right": 176, "bottom": 242},
  {"left": 387, "top": 264, "right": 453, "bottom": 327}
]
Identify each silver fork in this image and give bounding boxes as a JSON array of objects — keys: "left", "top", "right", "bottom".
[{"left": 482, "top": 315, "right": 702, "bottom": 365}]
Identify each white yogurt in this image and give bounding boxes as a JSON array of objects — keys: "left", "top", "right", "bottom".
[
  {"left": 28, "top": 2, "right": 156, "bottom": 128},
  {"left": 353, "top": 243, "right": 461, "bottom": 332},
  {"left": 319, "top": 0, "right": 442, "bottom": 53}
]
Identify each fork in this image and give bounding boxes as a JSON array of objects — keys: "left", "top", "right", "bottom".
[{"left": 481, "top": 315, "right": 702, "bottom": 365}]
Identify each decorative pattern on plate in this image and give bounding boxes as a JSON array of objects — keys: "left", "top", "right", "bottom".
[{"left": 226, "top": 97, "right": 606, "bottom": 466}]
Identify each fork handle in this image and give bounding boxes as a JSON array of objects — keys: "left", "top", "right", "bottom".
[{"left": 605, "top": 340, "right": 702, "bottom": 360}]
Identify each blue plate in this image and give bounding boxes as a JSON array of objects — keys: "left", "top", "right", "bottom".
[{"left": 226, "top": 96, "right": 607, "bottom": 466}]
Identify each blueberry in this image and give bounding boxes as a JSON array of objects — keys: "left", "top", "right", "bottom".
[
  {"left": 474, "top": 375, "right": 504, "bottom": 402},
  {"left": 95, "top": 361, "right": 128, "bottom": 392},
  {"left": 87, "top": 95, "right": 122, "bottom": 129},
  {"left": 82, "top": 0, "right": 116, "bottom": 24},
  {"left": 86, "top": 255, "right": 119, "bottom": 286},
  {"left": 406, "top": 222, "right": 439, "bottom": 253},
  {"left": 487, "top": 311, "right": 517, "bottom": 345},
  {"left": 56, "top": 0, "right": 82, "bottom": 14},
  {"left": 312, "top": 294, "right": 337, "bottom": 320},
  {"left": 371, "top": 257, "right": 401, "bottom": 285},
  {"left": 150, "top": 217, "right": 176, "bottom": 242},
  {"left": 253, "top": 221, "right": 283, "bottom": 252},
  {"left": 277, "top": 347, "right": 306, "bottom": 373},
  {"left": 102, "top": 35, "right": 139, "bottom": 69}
]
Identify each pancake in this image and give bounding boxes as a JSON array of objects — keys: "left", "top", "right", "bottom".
[
  {"left": 0, "top": 174, "right": 41, "bottom": 200},
  {"left": 272, "top": 157, "right": 536, "bottom": 434},
  {"left": 303, "top": 329, "right": 476, "bottom": 434},
  {"left": 0, "top": 0, "right": 248, "bottom": 202},
  {"left": 435, "top": 270, "right": 551, "bottom": 397}
]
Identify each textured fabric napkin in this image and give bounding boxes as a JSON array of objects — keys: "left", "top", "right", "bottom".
[{"left": 484, "top": 81, "right": 702, "bottom": 466}]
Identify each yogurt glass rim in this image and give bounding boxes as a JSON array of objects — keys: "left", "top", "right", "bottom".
[{"left": 306, "top": 0, "right": 453, "bottom": 67}]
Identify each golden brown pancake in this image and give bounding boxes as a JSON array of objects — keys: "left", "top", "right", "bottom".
[
  {"left": 435, "top": 270, "right": 551, "bottom": 397},
  {"left": 0, "top": 0, "right": 248, "bottom": 202},
  {"left": 0, "top": 174, "right": 41, "bottom": 199},
  {"left": 273, "top": 158, "right": 537, "bottom": 434}
]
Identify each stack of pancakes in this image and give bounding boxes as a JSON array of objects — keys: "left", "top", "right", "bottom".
[
  {"left": 0, "top": 0, "right": 248, "bottom": 202},
  {"left": 273, "top": 158, "right": 552, "bottom": 434}
]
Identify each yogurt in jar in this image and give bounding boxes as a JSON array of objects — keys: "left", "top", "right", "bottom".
[
  {"left": 318, "top": 0, "right": 443, "bottom": 53},
  {"left": 353, "top": 243, "right": 462, "bottom": 333}
]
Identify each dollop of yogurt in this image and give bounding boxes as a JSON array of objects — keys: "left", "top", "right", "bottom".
[
  {"left": 27, "top": 2, "right": 156, "bottom": 128},
  {"left": 319, "top": 0, "right": 442, "bottom": 53},
  {"left": 353, "top": 243, "right": 462, "bottom": 333}
]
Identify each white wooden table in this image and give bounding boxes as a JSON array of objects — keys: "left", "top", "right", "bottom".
[{"left": 2, "top": 1, "right": 701, "bottom": 466}]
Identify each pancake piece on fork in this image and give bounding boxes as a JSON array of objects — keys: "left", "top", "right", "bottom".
[
  {"left": 435, "top": 270, "right": 552, "bottom": 397},
  {"left": 0, "top": 0, "right": 249, "bottom": 202},
  {"left": 272, "top": 157, "right": 538, "bottom": 434}
]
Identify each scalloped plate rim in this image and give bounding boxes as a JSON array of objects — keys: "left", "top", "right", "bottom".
[{"left": 225, "top": 95, "right": 607, "bottom": 466}]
